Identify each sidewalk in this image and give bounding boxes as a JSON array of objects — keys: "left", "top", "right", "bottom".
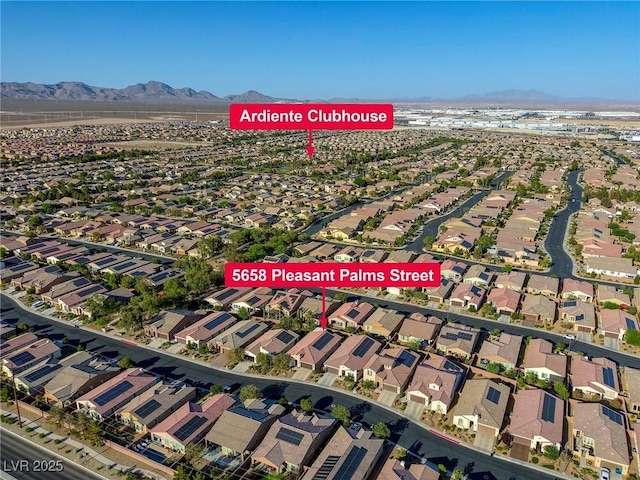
[{"left": 0, "top": 410, "right": 167, "bottom": 480}]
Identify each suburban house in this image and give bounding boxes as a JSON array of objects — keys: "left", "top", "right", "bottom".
[
  {"left": 509, "top": 389, "right": 564, "bottom": 458},
  {"left": 405, "top": 354, "right": 467, "bottom": 414},
  {"left": 118, "top": 384, "right": 197, "bottom": 434},
  {"left": 150, "top": 393, "right": 236, "bottom": 453},
  {"left": 362, "top": 348, "right": 420, "bottom": 395},
  {"left": 288, "top": 329, "right": 342, "bottom": 371},
  {"left": 423, "top": 278, "right": 454, "bottom": 304},
  {"left": 296, "top": 296, "right": 341, "bottom": 322},
  {"left": 173, "top": 311, "right": 237, "bottom": 347},
  {"left": 573, "top": 403, "right": 630, "bottom": 476},
  {"left": 334, "top": 246, "right": 364, "bottom": 263},
  {"left": 477, "top": 332, "right": 523, "bottom": 371},
  {"left": 0, "top": 332, "right": 38, "bottom": 358},
  {"left": 13, "top": 351, "right": 96, "bottom": 395},
  {"left": 493, "top": 271, "right": 527, "bottom": 292},
  {"left": 250, "top": 410, "right": 336, "bottom": 473},
  {"left": 622, "top": 367, "right": 640, "bottom": 414},
  {"left": 520, "top": 294, "right": 557, "bottom": 325},
  {"left": 42, "top": 354, "right": 120, "bottom": 407},
  {"left": 362, "top": 308, "right": 405, "bottom": 338},
  {"left": 245, "top": 329, "right": 299, "bottom": 361},
  {"left": 585, "top": 257, "right": 639, "bottom": 279},
  {"left": 211, "top": 320, "right": 269, "bottom": 354},
  {"left": 328, "top": 301, "right": 375, "bottom": 330},
  {"left": 453, "top": 379, "right": 510, "bottom": 439},
  {"left": 300, "top": 426, "right": 384, "bottom": 480},
  {"left": 1, "top": 338, "right": 60, "bottom": 377},
  {"left": 435, "top": 324, "right": 480, "bottom": 360},
  {"left": 522, "top": 338, "right": 568, "bottom": 383},
  {"left": 559, "top": 300, "right": 597, "bottom": 334},
  {"left": 597, "top": 285, "right": 631, "bottom": 307},
  {"left": 440, "top": 260, "right": 467, "bottom": 282},
  {"left": 205, "top": 399, "right": 286, "bottom": 461},
  {"left": 231, "top": 287, "right": 274, "bottom": 315},
  {"left": 396, "top": 313, "right": 442, "bottom": 347},
  {"left": 448, "top": 283, "right": 486, "bottom": 311},
  {"left": 265, "top": 289, "right": 314, "bottom": 318},
  {"left": 378, "top": 460, "right": 439, "bottom": 480},
  {"left": 525, "top": 274, "right": 559, "bottom": 297},
  {"left": 571, "top": 356, "right": 621, "bottom": 400},
  {"left": 143, "top": 309, "right": 203, "bottom": 341},
  {"left": 76, "top": 368, "right": 160, "bottom": 421},
  {"left": 486, "top": 287, "right": 521, "bottom": 315},
  {"left": 561, "top": 279, "right": 595, "bottom": 303},
  {"left": 462, "top": 264, "right": 493, "bottom": 287},
  {"left": 204, "top": 287, "right": 250, "bottom": 309},
  {"left": 324, "top": 335, "right": 382, "bottom": 381},
  {"left": 599, "top": 309, "right": 638, "bottom": 341}
]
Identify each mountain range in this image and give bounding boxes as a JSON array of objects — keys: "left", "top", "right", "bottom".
[{"left": 0, "top": 81, "right": 634, "bottom": 106}]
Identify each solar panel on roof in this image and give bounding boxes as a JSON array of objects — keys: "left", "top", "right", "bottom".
[
  {"left": 313, "top": 455, "right": 340, "bottom": 480},
  {"left": 174, "top": 415, "right": 208, "bottom": 441},
  {"left": 562, "top": 300, "right": 577, "bottom": 307},
  {"left": 24, "top": 364, "right": 60, "bottom": 383},
  {"left": 601, "top": 405, "right": 623, "bottom": 426},
  {"left": 458, "top": 333, "right": 473, "bottom": 341},
  {"left": 541, "top": 393, "right": 556, "bottom": 423},
  {"left": 486, "top": 386, "right": 501, "bottom": 404},
  {"left": 204, "top": 314, "right": 231, "bottom": 331},
  {"left": 237, "top": 323, "right": 261, "bottom": 339},
  {"left": 94, "top": 380, "right": 133, "bottom": 406},
  {"left": 276, "top": 331, "right": 295, "bottom": 344},
  {"left": 602, "top": 367, "right": 616, "bottom": 388},
  {"left": 229, "top": 406, "right": 269, "bottom": 422},
  {"left": 441, "top": 333, "right": 458, "bottom": 341},
  {"left": 134, "top": 399, "right": 162, "bottom": 419},
  {"left": 352, "top": 337, "right": 374, "bottom": 358},
  {"left": 11, "top": 351, "right": 35, "bottom": 366},
  {"left": 345, "top": 309, "right": 360, "bottom": 320},
  {"left": 626, "top": 318, "right": 637, "bottom": 330},
  {"left": 275, "top": 427, "right": 304, "bottom": 446},
  {"left": 216, "top": 288, "right": 238, "bottom": 301},
  {"left": 334, "top": 446, "right": 368, "bottom": 480},
  {"left": 312, "top": 333, "right": 333, "bottom": 351}
]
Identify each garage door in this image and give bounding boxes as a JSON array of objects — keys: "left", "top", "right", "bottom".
[
  {"left": 604, "top": 331, "right": 618, "bottom": 338},
  {"left": 510, "top": 440, "right": 530, "bottom": 461},
  {"left": 325, "top": 366, "right": 339, "bottom": 375},
  {"left": 478, "top": 424, "right": 496, "bottom": 437},
  {"left": 383, "top": 383, "right": 398, "bottom": 393},
  {"left": 409, "top": 394, "right": 427, "bottom": 405}
]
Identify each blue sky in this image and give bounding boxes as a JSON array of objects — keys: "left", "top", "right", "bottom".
[{"left": 2, "top": 2, "right": 638, "bottom": 100}]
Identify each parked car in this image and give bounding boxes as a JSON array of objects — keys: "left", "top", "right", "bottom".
[
  {"left": 600, "top": 467, "right": 610, "bottom": 480},
  {"left": 563, "top": 334, "right": 576, "bottom": 340}
]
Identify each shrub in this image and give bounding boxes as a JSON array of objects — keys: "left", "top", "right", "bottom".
[
  {"left": 53, "top": 439, "right": 61, "bottom": 444},
  {"left": 531, "top": 456, "right": 539, "bottom": 464},
  {"left": 25, "top": 426, "right": 34, "bottom": 433},
  {"left": 38, "top": 432, "right": 45, "bottom": 439}
]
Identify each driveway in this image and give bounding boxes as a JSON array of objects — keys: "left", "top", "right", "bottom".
[
  {"left": 292, "top": 368, "right": 312, "bottom": 381},
  {"left": 317, "top": 372, "right": 338, "bottom": 386},
  {"left": 473, "top": 431, "right": 495, "bottom": 452},
  {"left": 148, "top": 338, "right": 165, "bottom": 349},
  {"left": 404, "top": 400, "right": 425, "bottom": 421},
  {"left": 377, "top": 390, "right": 397, "bottom": 407},
  {"left": 603, "top": 337, "right": 620, "bottom": 351},
  {"left": 232, "top": 361, "right": 254, "bottom": 373}
]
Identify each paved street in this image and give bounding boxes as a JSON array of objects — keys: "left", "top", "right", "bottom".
[
  {"left": 0, "top": 294, "right": 564, "bottom": 480},
  {"left": 0, "top": 429, "right": 106, "bottom": 480}
]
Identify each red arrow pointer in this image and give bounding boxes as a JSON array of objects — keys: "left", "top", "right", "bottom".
[
  {"left": 320, "top": 286, "right": 327, "bottom": 330},
  {"left": 306, "top": 129, "right": 315, "bottom": 159}
]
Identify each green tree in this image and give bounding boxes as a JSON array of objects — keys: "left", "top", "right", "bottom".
[
  {"left": 554, "top": 342, "right": 566, "bottom": 353},
  {"left": 625, "top": 329, "right": 640, "bottom": 346},
  {"left": 300, "top": 398, "right": 314, "bottom": 414},
  {"left": 117, "top": 357, "right": 134, "bottom": 369},
  {"left": 209, "top": 384, "right": 223, "bottom": 395},
  {"left": 360, "top": 380, "right": 376, "bottom": 391},
  {"left": 226, "top": 348, "right": 245, "bottom": 367},
  {"left": 272, "top": 353, "right": 291, "bottom": 373},
  {"left": 486, "top": 363, "right": 501, "bottom": 374},
  {"left": 372, "top": 422, "right": 391, "bottom": 439},
  {"left": 239, "top": 384, "right": 263, "bottom": 402},
  {"left": 452, "top": 469, "right": 464, "bottom": 480},
  {"left": 423, "top": 236, "right": 435, "bottom": 249},
  {"left": 255, "top": 352, "right": 272, "bottom": 374},
  {"left": 543, "top": 445, "right": 560, "bottom": 460},
  {"left": 236, "top": 307, "right": 251, "bottom": 320},
  {"left": 27, "top": 215, "right": 43, "bottom": 229},
  {"left": 554, "top": 382, "right": 570, "bottom": 401},
  {"left": 438, "top": 464, "right": 447, "bottom": 476},
  {"left": 331, "top": 405, "right": 351, "bottom": 427},
  {"left": 184, "top": 442, "right": 204, "bottom": 466},
  {"left": 173, "top": 465, "right": 192, "bottom": 480},
  {"left": 396, "top": 447, "right": 407, "bottom": 460}
]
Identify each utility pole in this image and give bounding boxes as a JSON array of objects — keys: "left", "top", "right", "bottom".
[{"left": 11, "top": 375, "right": 23, "bottom": 427}]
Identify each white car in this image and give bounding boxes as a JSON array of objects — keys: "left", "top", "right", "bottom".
[
  {"left": 563, "top": 334, "right": 576, "bottom": 340},
  {"left": 600, "top": 467, "right": 610, "bottom": 480},
  {"left": 31, "top": 301, "right": 44, "bottom": 308}
]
